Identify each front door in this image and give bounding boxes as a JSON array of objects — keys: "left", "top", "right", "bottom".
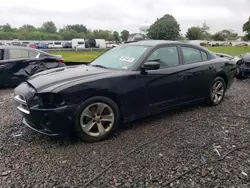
[{"left": 140, "top": 45, "right": 188, "bottom": 112}]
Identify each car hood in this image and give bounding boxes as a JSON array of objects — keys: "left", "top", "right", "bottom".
[{"left": 27, "top": 65, "right": 112, "bottom": 92}]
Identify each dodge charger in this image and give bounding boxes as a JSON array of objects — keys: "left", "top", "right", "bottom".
[{"left": 14, "top": 40, "right": 236, "bottom": 142}]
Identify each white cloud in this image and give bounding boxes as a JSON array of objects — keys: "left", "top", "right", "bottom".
[{"left": 0, "top": 0, "right": 249, "bottom": 35}]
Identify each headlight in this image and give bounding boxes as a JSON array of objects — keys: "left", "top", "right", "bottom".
[{"left": 31, "top": 93, "right": 65, "bottom": 108}]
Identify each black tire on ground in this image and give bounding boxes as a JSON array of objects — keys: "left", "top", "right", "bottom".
[
  {"left": 74, "top": 96, "right": 120, "bottom": 142},
  {"left": 207, "top": 77, "right": 226, "bottom": 106}
]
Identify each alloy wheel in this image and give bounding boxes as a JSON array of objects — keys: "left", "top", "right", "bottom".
[
  {"left": 211, "top": 80, "right": 224, "bottom": 104},
  {"left": 80, "top": 102, "right": 115, "bottom": 137}
]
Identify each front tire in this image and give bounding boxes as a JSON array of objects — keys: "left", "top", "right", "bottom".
[
  {"left": 207, "top": 77, "right": 226, "bottom": 106},
  {"left": 74, "top": 96, "right": 120, "bottom": 142}
]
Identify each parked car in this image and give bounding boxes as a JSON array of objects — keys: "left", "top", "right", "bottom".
[
  {"left": 95, "top": 39, "right": 106, "bottom": 48},
  {"left": 235, "top": 53, "right": 250, "bottom": 79},
  {"left": 235, "top": 43, "right": 248, "bottom": 46},
  {"left": 48, "top": 41, "right": 63, "bottom": 48},
  {"left": 28, "top": 43, "right": 38, "bottom": 49},
  {"left": 21, "top": 42, "right": 30, "bottom": 47},
  {"left": 63, "top": 41, "right": 72, "bottom": 48},
  {"left": 85, "top": 39, "right": 96, "bottom": 48},
  {"left": 14, "top": 40, "right": 236, "bottom": 142},
  {"left": 0, "top": 46, "right": 65, "bottom": 87},
  {"left": 37, "top": 43, "right": 49, "bottom": 49},
  {"left": 11, "top": 41, "right": 22, "bottom": 46},
  {"left": 72, "top": 39, "right": 85, "bottom": 49}
]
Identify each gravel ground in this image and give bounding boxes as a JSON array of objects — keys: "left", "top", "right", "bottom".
[{"left": 1, "top": 79, "right": 250, "bottom": 188}]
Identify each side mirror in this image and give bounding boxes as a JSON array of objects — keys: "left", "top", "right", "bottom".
[{"left": 141, "top": 61, "right": 160, "bottom": 71}]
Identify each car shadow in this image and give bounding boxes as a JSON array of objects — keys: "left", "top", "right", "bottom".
[{"left": 119, "top": 100, "right": 207, "bottom": 132}]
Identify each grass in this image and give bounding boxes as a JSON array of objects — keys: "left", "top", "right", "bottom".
[
  {"left": 207, "top": 46, "right": 250, "bottom": 56},
  {"left": 51, "top": 50, "right": 105, "bottom": 62},
  {"left": 51, "top": 46, "right": 250, "bottom": 62}
]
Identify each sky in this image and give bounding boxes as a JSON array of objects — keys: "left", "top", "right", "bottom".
[{"left": 0, "top": 0, "right": 249, "bottom": 35}]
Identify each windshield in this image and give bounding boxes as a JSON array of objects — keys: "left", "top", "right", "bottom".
[{"left": 90, "top": 45, "right": 149, "bottom": 70}]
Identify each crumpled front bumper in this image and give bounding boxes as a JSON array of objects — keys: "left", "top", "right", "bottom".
[{"left": 21, "top": 105, "right": 77, "bottom": 137}]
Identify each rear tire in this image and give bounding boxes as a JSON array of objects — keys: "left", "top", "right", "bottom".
[
  {"left": 74, "top": 96, "right": 120, "bottom": 142},
  {"left": 207, "top": 77, "right": 226, "bottom": 106}
]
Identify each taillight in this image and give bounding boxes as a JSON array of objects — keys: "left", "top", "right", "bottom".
[{"left": 56, "top": 58, "right": 64, "bottom": 63}]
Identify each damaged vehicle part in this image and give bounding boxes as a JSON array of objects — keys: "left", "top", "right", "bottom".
[
  {"left": 0, "top": 57, "right": 65, "bottom": 88},
  {"left": 235, "top": 53, "right": 250, "bottom": 79},
  {"left": 14, "top": 41, "right": 236, "bottom": 142}
]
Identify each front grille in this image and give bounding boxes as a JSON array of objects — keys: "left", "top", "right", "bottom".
[{"left": 14, "top": 95, "right": 30, "bottom": 114}]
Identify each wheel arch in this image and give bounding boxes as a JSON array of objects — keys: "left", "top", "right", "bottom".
[
  {"left": 215, "top": 72, "right": 228, "bottom": 87},
  {"left": 84, "top": 91, "right": 123, "bottom": 118}
]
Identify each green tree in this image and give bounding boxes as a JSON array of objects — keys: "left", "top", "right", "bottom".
[
  {"left": 64, "top": 24, "right": 87, "bottom": 33},
  {"left": 200, "top": 21, "right": 210, "bottom": 33},
  {"left": 19, "top": 24, "right": 36, "bottom": 32},
  {"left": 59, "top": 29, "right": 78, "bottom": 40},
  {"left": 113, "top": 31, "right": 120, "bottom": 42},
  {"left": 147, "top": 14, "right": 180, "bottom": 40},
  {"left": 41, "top": 21, "right": 57, "bottom": 34},
  {"left": 212, "top": 32, "right": 226, "bottom": 41},
  {"left": 120, "top": 30, "right": 129, "bottom": 41},
  {"left": 186, "top": 27, "right": 202, "bottom": 40},
  {"left": 0, "top": 23, "right": 12, "bottom": 32},
  {"left": 243, "top": 17, "right": 250, "bottom": 40},
  {"left": 107, "top": 34, "right": 114, "bottom": 41},
  {"left": 221, "top": 29, "right": 238, "bottom": 40}
]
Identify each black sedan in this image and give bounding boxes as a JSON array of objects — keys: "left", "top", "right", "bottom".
[
  {"left": 14, "top": 40, "right": 236, "bottom": 142},
  {"left": 0, "top": 46, "right": 65, "bottom": 87}
]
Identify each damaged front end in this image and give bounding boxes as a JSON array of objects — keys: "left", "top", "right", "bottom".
[{"left": 14, "top": 82, "right": 76, "bottom": 137}]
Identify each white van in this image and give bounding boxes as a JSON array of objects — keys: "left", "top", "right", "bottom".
[
  {"left": 48, "top": 41, "right": 63, "bottom": 48},
  {"left": 95, "top": 39, "right": 106, "bottom": 48},
  {"left": 72, "top": 39, "right": 85, "bottom": 49}
]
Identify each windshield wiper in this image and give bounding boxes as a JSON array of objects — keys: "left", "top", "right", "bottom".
[{"left": 91, "top": 65, "right": 108, "bottom": 69}]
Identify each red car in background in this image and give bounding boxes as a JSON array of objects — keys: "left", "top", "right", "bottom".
[{"left": 28, "top": 43, "right": 38, "bottom": 48}]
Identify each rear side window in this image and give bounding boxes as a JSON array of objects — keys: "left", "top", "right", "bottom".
[
  {"left": 201, "top": 51, "right": 208, "bottom": 61},
  {"left": 182, "top": 47, "right": 202, "bottom": 64},
  {"left": 78, "top": 41, "right": 85, "bottom": 44},
  {"left": 9, "top": 49, "right": 29, "bottom": 59}
]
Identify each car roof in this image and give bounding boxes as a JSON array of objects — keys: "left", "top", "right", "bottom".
[{"left": 125, "top": 40, "right": 181, "bottom": 47}]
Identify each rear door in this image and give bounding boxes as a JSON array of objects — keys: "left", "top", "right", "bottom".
[
  {"left": 179, "top": 45, "right": 216, "bottom": 100},
  {"left": 1, "top": 49, "right": 31, "bottom": 86}
]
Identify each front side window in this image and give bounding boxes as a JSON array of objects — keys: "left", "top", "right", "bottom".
[
  {"left": 91, "top": 45, "right": 149, "bottom": 70},
  {"left": 9, "top": 49, "right": 29, "bottom": 59},
  {"left": 182, "top": 47, "right": 202, "bottom": 64},
  {"left": 54, "top": 42, "right": 61, "bottom": 45},
  {"left": 146, "top": 46, "right": 180, "bottom": 68}
]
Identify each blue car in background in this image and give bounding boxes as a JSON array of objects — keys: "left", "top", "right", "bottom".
[{"left": 37, "top": 43, "right": 48, "bottom": 49}]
